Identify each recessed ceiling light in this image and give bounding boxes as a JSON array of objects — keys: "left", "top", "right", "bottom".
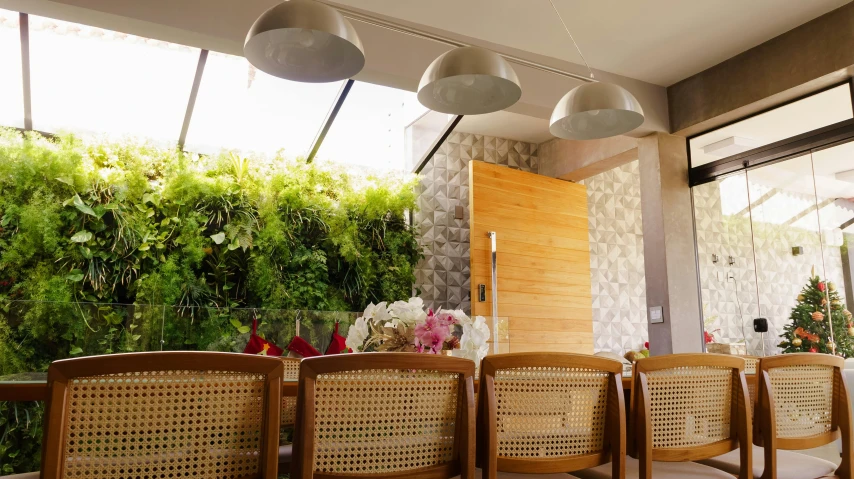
[{"left": 702, "top": 136, "right": 760, "bottom": 158}]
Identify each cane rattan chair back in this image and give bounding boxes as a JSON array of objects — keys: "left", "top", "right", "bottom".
[
  {"left": 40, "top": 351, "right": 284, "bottom": 479},
  {"left": 629, "top": 353, "right": 752, "bottom": 479},
  {"left": 281, "top": 357, "right": 301, "bottom": 426},
  {"left": 291, "top": 353, "right": 476, "bottom": 479},
  {"left": 476, "top": 353, "right": 625, "bottom": 479},
  {"left": 757, "top": 353, "right": 852, "bottom": 479},
  {"left": 742, "top": 356, "right": 759, "bottom": 420}
]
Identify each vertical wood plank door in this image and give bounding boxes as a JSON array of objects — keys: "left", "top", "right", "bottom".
[{"left": 469, "top": 161, "right": 592, "bottom": 353}]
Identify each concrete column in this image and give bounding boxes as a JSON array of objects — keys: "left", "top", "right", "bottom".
[{"left": 638, "top": 133, "right": 704, "bottom": 355}]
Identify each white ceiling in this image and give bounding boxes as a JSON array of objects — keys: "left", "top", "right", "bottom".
[{"left": 333, "top": 0, "right": 851, "bottom": 86}]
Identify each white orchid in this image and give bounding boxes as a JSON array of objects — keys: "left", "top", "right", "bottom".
[
  {"left": 441, "top": 309, "right": 471, "bottom": 326},
  {"left": 460, "top": 315, "right": 490, "bottom": 362},
  {"left": 388, "top": 297, "right": 427, "bottom": 328},
  {"left": 345, "top": 316, "right": 370, "bottom": 352},
  {"left": 362, "top": 302, "right": 390, "bottom": 324}
]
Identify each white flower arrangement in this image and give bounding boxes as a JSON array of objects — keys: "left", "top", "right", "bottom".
[{"left": 345, "top": 298, "right": 490, "bottom": 364}]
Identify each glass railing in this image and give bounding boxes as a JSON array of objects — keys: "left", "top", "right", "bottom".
[
  {"left": 0, "top": 300, "right": 358, "bottom": 474},
  {"left": 1, "top": 300, "right": 358, "bottom": 363}
]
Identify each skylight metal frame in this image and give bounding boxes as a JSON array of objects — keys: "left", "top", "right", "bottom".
[{"left": 7, "top": 8, "right": 449, "bottom": 171}]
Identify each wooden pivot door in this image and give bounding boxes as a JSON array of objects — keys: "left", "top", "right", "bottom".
[{"left": 469, "top": 161, "right": 592, "bottom": 353}]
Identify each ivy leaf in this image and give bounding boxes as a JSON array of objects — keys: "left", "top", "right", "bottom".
[
  {"left": 138, "top": 243, "right": 150, "bottom": 251},
  {"left": 79, "top": 246, "right": 93, "bottom": 259},
  {"left": 237, "top": 326, "right": 251, "bottom": 334},
  {"left": 55, "top": 176, "right": 74, "bottom": 186},
  {"left": 70, "top": 346, "right": 83, "bottom": 355},
  {"left": 72, "top": 194, "right": 97, "bottom": 217},
  {"left": 132, "top": 334, "right": 142, "bottom": 341},
  {"left": 229, "top": 318, "right": 242, "bottom": 328},
  {"left": 227, "top": 237, "right": 240, "bottom": 251},
  {"left": 65, "top": 271, "right": 84, "bottom": 282},
  {"left": 210, "top": 232, "right": 226, "bottom": 244},
  {"left": 70, "top": 230, "right": 93, "bottom": 243}
]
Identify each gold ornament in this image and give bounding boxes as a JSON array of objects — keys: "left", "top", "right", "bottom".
[
  {"left": 812, "top": 311, "right": 825, "bottom": 321},
  {"left": 848, "top": 327, "right": 854, "bottom": 337},
  {"left": 792, "top": 337, "right": 803, "bottom": 347},
  {"left": 846, "top": 310, "right": 853, "bottom": 319},
  {"left": 833, "top": 299, "right": 843, "bottom": 310},
  {"left": 828, "top": 340, "right": 836, "bottom": 349},
  {"left": 822, "top": 298, "right": 827, "bottom": 306},
  {"left": 829, "top": 282, "right": 837, "bottom": 292},
  {"left": 798, "top": 294, "right": 805, "bottom": 302}
]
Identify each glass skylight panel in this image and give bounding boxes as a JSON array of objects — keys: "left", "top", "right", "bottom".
[
  {"left": 184, "top": 51, "right": 342, "bottom": 159},
  {"left": 28, "top": 16, "right": 199, "bottom": 146},
  {"left": 315, "top": 81, "right": 428, "bottom": 172},
  {"left": 0, "top": 9, "right": 23, "bottom": 129},
  {"left": 690, "top": 85, "right": 853, "bottom": 168}
]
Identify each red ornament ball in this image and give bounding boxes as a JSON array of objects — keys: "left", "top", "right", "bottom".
[
  {"left": 818, "top": 282, "right": 826, "bottom": 292},
  {"left": 644, "top": 341, "right": 649, "bottom": 350},
  {"left": 809, "top": 347, "right": 818, "bottom": 353}
]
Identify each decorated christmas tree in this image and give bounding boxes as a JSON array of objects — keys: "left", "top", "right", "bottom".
[{"left": 779, "top": 268, "right": 854, "bottom": 357}]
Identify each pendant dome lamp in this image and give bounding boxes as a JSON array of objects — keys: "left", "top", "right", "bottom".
[
  {"left": 547, "top": 0, "right": 644, "bottom": 140},
  {"left": 244, "top": 0, "right": 365, "bottom": 83},
  {"left": 417, "top": 46, "right": 522, "bottom": 115}
]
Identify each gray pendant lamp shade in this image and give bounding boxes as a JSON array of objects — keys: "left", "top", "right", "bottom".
[
  {"left": 418, "top": 46, "right": 521, "bottom": 115},
  {"left": 549, "top": 82, "right": 644, "bottom": 140},
  {"left": 244, "top": 0, "right": 365, "bottom": 83}
]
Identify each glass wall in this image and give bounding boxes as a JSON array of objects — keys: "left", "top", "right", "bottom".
[{"left": 694, "top": 143, "right": 854, "bottom": 355}]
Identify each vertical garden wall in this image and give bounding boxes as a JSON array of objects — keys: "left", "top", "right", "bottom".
[{"left": 0, "top": 129, "right": 421, "bottom": 473}]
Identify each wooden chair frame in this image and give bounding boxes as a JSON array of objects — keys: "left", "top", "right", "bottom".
[
  {"left": 629, "top": 353, "right": 752, "bottom": 479},
  {"left": 291, "top": 353, "right": 476, "bottom": 479},
  {"left": 40, "top": 351, "right": 285, "bottom": 479},
  {"left": 476, "top": 353, "right": 626, "bottom": 479},
  {"left": 756, "top": 353, "right": 853, "bottom": 479}
]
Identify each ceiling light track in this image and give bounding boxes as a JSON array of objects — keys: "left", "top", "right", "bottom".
[{"left": 319, "top": 1, "right": 595, "bottom": 84}]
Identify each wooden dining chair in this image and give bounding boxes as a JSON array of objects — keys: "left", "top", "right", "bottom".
[
  {"left": 477, "top": 353, "right": 625, "bottom": 479},
  {"left": 279, "top": 357, "right": 301, "bottom": 471},
  {"left": 759, "top": 353, "right": 847, "bottom": 479},
  {"left": 35, "top": 351, "right": 284, "bottom": 479},
  {"left": 575, "top": 353, "right": 752, "bottom": 479},
  {"left": 290, "top": 352, "right": 476, "bottom": 479}
]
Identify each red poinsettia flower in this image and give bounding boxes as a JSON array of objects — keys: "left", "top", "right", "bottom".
[{"left": 704, "top": 331, "right": 714, "bottom": 344}]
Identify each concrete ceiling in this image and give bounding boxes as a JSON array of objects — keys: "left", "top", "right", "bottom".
[{"left": 333, "top": 0, "right": 851, "bottom": 87}]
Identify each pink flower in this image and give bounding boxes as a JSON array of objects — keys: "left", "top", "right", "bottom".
[{"left": 414, "top": 311, "right": 452, "bottom": 354}]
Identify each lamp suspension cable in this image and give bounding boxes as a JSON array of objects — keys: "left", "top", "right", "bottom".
[
  {"left": 321, "top": 1, "right": 595, "bottom": 84},
  {"left": 547, "top": 0, "right": 594, "bottom": 80}
]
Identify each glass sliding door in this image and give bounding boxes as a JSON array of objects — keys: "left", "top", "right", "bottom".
[
  {"left": 693, "top": 173, "right": 760, "bottom": 353},
  {"left": 745, "top": 154, "right": 826, "bottom": 354},
  {"left": 811, "top": 142, "right": 854, "bottom": 347}
]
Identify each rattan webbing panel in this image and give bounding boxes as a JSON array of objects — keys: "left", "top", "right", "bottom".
[
  {"left": 282, "top": 359, "right": 300, "bottom": 426},
  {"left": 493, "top": 367, "right": 609, "bottom": 458},
  {"left": 63, "top": 370, "right": 267, "bottom": 479},
  {"left": 747, "top": 380, "right": 757, "bottom": 419},
  {"left": 313, "top": 369, "right": 459, "bottom": 473},
  {"left": 743, "top": 358, "right": 758, "bottom": 375},
  {"left": 768, "top": 365, "right": 833, "bottom": 438},
  {"left": 646, "top": 366, "right": 732, "bottom": 449}
]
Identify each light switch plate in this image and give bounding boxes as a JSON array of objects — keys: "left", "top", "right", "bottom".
[{"left": 649, "top": 306, "right": 664, "bottom": 324}]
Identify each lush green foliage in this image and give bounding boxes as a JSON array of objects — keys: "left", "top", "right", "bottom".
[
  {"left": 0, "top": 129, "right": 421, "bottom": 473},
  {"left": 779, "top": 274, "right": 853, "bottom": 357}
]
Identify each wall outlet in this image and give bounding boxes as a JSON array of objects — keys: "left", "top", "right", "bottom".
[{"left": 727, "top": 271, "right": 735, "bottom": 281}]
